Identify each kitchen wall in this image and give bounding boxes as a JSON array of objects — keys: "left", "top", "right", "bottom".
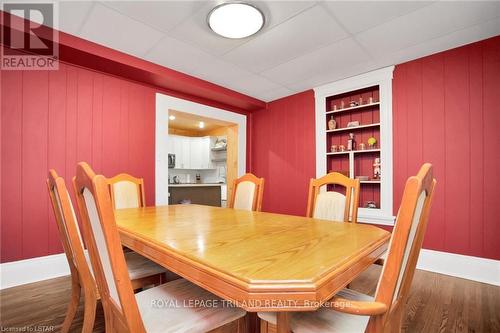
[{"left": 250, "top": 36, "right": 500, "bottom": 260}]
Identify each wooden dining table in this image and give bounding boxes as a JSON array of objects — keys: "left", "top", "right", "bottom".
[{"left": 115, "top": 204, "right": 390, "bottom": 332}]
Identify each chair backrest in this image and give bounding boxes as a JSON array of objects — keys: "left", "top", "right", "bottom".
[
  {"left": 46, "top": 169, "right": 94, "bottom": 287},
  {"left": 73, "top": 162, "right": 145, "bottom": 332},
  {"left": 370, "top": 163, "right": 436, "bottom": 331},
  {"left": 229, "top": 173, "right": 265, "bottom": 211},
  {"left": 107, "top": 173, "right": 145, "bottom": 209},
  {"left": 306, "top": 172, "right": 360, "bottom": 223}
]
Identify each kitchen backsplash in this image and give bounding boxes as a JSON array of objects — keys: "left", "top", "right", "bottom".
[{"left": 169, "top": 162, "right": 226, "bottom": 184}]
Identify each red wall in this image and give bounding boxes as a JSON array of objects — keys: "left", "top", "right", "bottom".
[
  {"left": 250, "top": 36, "right": 500, "bottom": 260},
  {"left": 393, "top": 36, "right": 500, "bottom": 260},
  {"left": 1, "top": 63, "right": 157, "bottom": 262},
  {"left": 251, "top": 91, "right": 316, "bottom": 216},
  {"left": 0, "top": 59, "right": 251, "bottom": 263}
]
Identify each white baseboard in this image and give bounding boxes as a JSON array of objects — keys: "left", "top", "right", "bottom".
[
  {"left": 1, "top": 249, "right": 498, "bottom": 290},
  {"left": 417, "top": 249, "right": 500, "bottom": 286},
  {"left": 0, "top": 253, "right": 69, "bottom": 290}
]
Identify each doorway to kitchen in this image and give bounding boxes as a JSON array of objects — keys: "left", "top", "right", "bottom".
[{"left": 155, "top": 93, "right": 247, "bottom": 206}]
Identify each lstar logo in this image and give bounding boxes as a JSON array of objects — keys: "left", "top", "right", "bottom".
[{"left": 1, "top": 2, "right": 59, "bottom": 70}]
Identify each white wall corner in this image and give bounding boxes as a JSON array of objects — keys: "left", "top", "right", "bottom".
[{"left": 417, "top": 249, "right": 500, "bottom": 286}]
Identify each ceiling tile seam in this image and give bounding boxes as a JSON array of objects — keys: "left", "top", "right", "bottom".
[
  {"left": 367, "top": 15, "right": 500, "bottom": 64},
  {"left": 255, "top": 34, "right": 354, "bottom": 78},
  {"left": 217, "top": 2, "right": 320, "bottom": 57},
  {"left": 96, "top": 1, "right": 171, "bottom": 37},
  {"left": 75, "top": 2, "right": 97, "bottom": 35},
  {"left": 318, "top": 2, "right": 374, "bottom": 62}
]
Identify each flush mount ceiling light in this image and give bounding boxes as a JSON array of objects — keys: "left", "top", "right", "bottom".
[{"left": 208, "top": 2, "right": 264, "bottom": 39}]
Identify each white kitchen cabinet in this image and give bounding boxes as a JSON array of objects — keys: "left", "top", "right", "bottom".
[{"left": 169, "top": 135, "right": 214, "bottom": 170}]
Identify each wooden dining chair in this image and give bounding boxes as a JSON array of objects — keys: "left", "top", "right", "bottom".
[
  {"left": 306, "top": 172, "right": 360, "bottom": 223},
  {"left": 47, "top": 170, "right": 167, "bottom": 333},
  {"left": 73, "top": 162, "right": 246, "bottom": 332},
  {"left": 107, "top": 173, "right": 145, "bottom": 209},
  {"left": 229, "top": 173, "right": 265, "bottom": 211},
  {"left": 259, "top": 163, "right": 436, "bottom": 333}
]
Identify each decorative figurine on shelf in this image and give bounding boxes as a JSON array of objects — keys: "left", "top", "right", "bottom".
[
  {"left": 340, "top": 100, "right": 345, "bottom": 109},
  {"left": 347, "top": 121, "right": 360, "bottom": 128},
  {"left": 349, "top": 101, "right": 359, "bottom": 107},
  {"left": 359, "top": 97, "right": 363, "bottom": 105},
  {"left": 339, "top": 145, "right": 346, "bottom": 152},
  {"left": 367, "top": 137, "right": 377, "bottom": 149},
  {"left": 333, "top": 104, "right": 337, "bottom": 111},
  {"left": 365, "top": 201, "right": 377, "bottom": 209},
  {"left": 373, "top": 157, "right": 381, "bottom": 179},
  {"left": 328, "top": 116, "right": 337, "bottom": 130},
  {"left": 369, "top": 96, "right": 373, "bottom": 104},
  {"left": 347, "top": 133, "right": 356, "bottom": 151},
  {"left": 331, "top": 145, "right": 338, "bottom": 152},
  {"left": 359, "top": 143, "right": 366, "bottom": 150}
]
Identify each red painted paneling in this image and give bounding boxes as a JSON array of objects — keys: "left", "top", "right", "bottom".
[
  {"left": 250, "top": 91, "right": 316, "bottom": 216},
  {"left": 250, "top": 36, "right": 500, "bottom": 260},
  {"left": 1, "top": 62, "right": 157, "bottom": 262}
]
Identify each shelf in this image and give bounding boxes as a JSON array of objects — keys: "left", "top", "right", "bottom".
[
  {"left": 211, "top": 147, "right": 227, "bottom": 151},
  {"left": 326, "top": 123, "right": 380, "bottom": 133},
  {"left": 360, "top": 180, "right": 381, "bottom": 184},
  {"left": 326, "top": 102, "right": 380, "bottom": 115},
  {"left": 211, "top": 158, "right": 227, "bottom": 162},
  {"left": 326, "top": 149, "right": 380, "bottom": 155}
]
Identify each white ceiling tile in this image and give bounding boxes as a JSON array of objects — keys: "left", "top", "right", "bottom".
[
  {"left": 144, "top": 35, "right": 215, "bottom": 75},
  {"left": 260, "top": 38, "right": 370, "bottom": 87},
  {"left": 168, "top": 1, "right": 315, "bottom": 56},
  {"left": 57, "top": 1, "right": 94, "bottom": 35},
  {"left": 378, "top": 16, "right": 500, "bottom": 68},
  {"left": 253, "top": 86, "right": 295, "bottom": 102},
  {"left": 100, "top": 1, "right": 205, "bottom": 33},
  {"left": 80, "top": 3, "right": 164, "bottom": 57},
  {"left": 323, "top": 1, "right": 435, "bottom": 34},
  {"left": 223, "top": 5, "right": 349, "bottom": 73},
  {"left": 356, "top": 1, "right": 500, "bottom": 58},
  {"left": 224, "top": 74, "right": 283, "bottom": 96}
]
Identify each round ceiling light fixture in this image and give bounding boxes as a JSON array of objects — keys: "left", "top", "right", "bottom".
[{"left": 208, "top": 2, "right": 264, "bottom": 39}]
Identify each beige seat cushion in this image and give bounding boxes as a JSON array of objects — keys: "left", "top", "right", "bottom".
[
  {"left": 258, "top": 288, "right": 371, "bottom": 333},
  {"left": 85, "top": 251, "right": 166, "bottom": 280},
  {"left": 136, "top": 278, "right": 246, "bottom": 333},
  {"left": 233, "top": 181, "right": 256, "bottom": 211},
  {"left": 313, "top": 191, "right": 346, "bottom": 222}
]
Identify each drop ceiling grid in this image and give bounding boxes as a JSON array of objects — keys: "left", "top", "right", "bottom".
[{"left": 54, "top": 1, "right": 500, "bottom": 102}]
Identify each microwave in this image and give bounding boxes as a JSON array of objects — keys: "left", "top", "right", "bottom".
[{"left": 168, "top": 154, "right": 175, "bottom": 168}]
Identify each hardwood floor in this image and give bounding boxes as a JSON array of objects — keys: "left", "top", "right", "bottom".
[{"left": 1, "top": 266, "right": 499, "bottom": 332}]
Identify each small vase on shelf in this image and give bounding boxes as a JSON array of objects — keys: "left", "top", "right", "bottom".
[{"left": 328, "top": 116, "right": 337, "bottom": 130}]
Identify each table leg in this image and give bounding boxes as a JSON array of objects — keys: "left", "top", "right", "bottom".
[{"left": 276, "top": 312, "right": 291, "bottom": 333}]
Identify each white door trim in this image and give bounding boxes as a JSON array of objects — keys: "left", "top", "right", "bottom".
[{"left": 155, "top": 93, "right": 247, "bottom": 205}]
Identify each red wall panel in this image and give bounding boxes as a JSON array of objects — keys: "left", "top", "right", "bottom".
[
  {"left": 250, "top": 36, "right": 500, "bottom": 260},
  {"left": 0, "top": 62, "right": 158, "bottom": 262},
  {"left": 251, "top": 90, "right": 316, "bottom": 216}
]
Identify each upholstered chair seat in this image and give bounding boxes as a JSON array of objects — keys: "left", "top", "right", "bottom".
[
  {"left": 84, "top": 251, "right": 166, "bottom": 281},
  {"left": 258, "top": 289, "right": 371, "bottom": 333},
  {"left": 136, "top": 278, "right": 246, "bottom": 333}
]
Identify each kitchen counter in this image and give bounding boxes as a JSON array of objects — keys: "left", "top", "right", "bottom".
[{"left": 169, "top": 183, "right": 224, "bottom": 187}]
